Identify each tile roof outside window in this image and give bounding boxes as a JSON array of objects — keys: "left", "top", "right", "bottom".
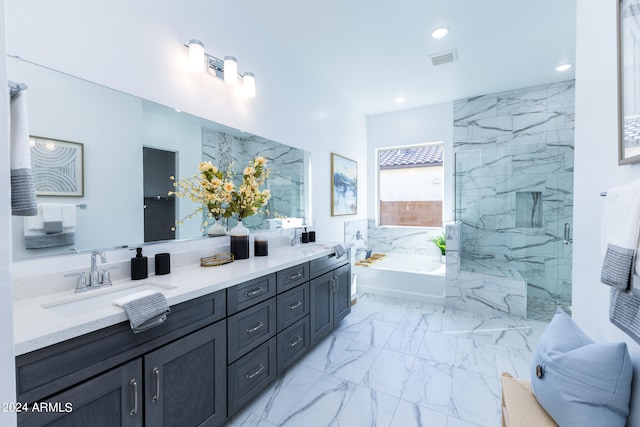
[{"left": 379, "top": 145, "right": 443, "bottom": 169}]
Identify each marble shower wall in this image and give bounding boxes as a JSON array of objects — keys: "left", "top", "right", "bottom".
[
  {"left": 453, "top": 80, "right": 575, "bottom": 302},
  {"left": 202, "top": 128, "right": 307, "bottom": 230}
]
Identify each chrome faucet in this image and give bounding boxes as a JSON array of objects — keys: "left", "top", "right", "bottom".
[
  {"left": 65, "top": 251, "right": 114, "bottom": 292},
  {"left": 80, "top": 251, "right": 112, "bottom": 292},
  {"left": 291, "top": 228, "right": 304, "bottom": 246}
]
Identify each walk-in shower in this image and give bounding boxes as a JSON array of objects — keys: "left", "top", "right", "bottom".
[{"left": 453, "top": 80, "right": 575, "bottom": 321}]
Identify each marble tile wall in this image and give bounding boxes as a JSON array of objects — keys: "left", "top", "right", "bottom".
[
  {"left": 344, "top": 220, "right": 443, "bottom": 260},
  {"left": 453, "top": 80, "right": 574, "bottom": 309},
  {"left": 202, "top": 128, "right": 306, "bottom": 230}
]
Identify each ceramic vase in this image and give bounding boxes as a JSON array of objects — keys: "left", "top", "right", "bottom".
[
  {"left": 230, "top": 220, "right": 250, "bottom": 259},
  {"left": 207, "top": 218, "right": 227, "bottom": 237}
]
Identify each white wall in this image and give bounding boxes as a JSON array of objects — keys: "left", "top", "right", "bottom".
[
  {"left": 379, "top": 166, "right": 443, "bottom": 201},
  {"left": 367, "top": 103, "right": 453, "bottom": 224},
  {"left": 574, "top": 0, "right": 640, "bottom": 424},
  {"left": 0, "top": 0, "right": 17, "bottom": 423}
]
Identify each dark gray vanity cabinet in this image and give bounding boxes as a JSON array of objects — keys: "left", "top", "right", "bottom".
[
  {"left": 144, "top": 321, "right": 227, "bottom": 427},
  {"left": 18, "top": 359, "right": 142, "bottom": 427},
  {"left": 16, "top": 290, "right": 227, "bottom": 427},
  {"left": 309, "top": 257, "right": 351, "bottom": 346}
]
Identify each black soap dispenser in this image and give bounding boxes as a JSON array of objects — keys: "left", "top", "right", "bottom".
[{"left": 131, "top": 247, "right": 148, "bottom": 280}]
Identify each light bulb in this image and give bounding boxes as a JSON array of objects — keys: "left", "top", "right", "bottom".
[
  {"left": 188, "top": 39, "right": 205, "bottom": 72},
  {"left": 243, "top": 73, "right": 256, "bottom": 98},
  {"left": 224, "top": 56, "right": 238, "bottom": 85}
]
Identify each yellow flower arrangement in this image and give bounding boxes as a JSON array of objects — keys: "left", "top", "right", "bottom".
[
  {"left": 169, "top": 156, "right": 271, "bottom": 229},
  {"left": 224, "top": 156, "right": 271, "bottom": 221},
  {"left": 169, "top": 160, "right": 234, "bottom": 230}
]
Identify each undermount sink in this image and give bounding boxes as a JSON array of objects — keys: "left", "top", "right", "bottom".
[{"left": 41, "top": 280, "right": 176, "bottom": 317}]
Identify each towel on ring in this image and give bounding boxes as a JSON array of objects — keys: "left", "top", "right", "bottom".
[
  {"left": 114, "top": 290, "right": 170, "bottom": 333},
  {"left": 10, "top": 90, "right": 37, "bottom": 216},
  {"left": 600, "top": 181, "right": 640, "bottom": 291}
]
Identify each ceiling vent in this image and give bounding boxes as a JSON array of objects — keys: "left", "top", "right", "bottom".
[{"left": 430, "top": 49, "right": 457, "bottom": 66}]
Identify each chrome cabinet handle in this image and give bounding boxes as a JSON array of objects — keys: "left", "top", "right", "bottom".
[
  {"left": 245, "top": 364, "right": 264, "bottom": 380},
  {"left": 288, "top": 272, "right": 303, "bottom": 280},
  {"left": 288, "top": 336, "right": 303, "bottom": 348},
  {"left": 152, "top": 367, "right": 160, "bottom": 402},
  {"left": 335, "top": 276, "right": 340, "bottom": 291},
  {"left": 288, "top": 301, "right": 302, "bottom": 310},
  {"left": 130, "top": 379, "right": 138, "bottom": 416},
  {"left": 330, "top": 278, "right": 336, "bottom": 293},
  {"left": 245, "top": 287, "right": 265, "bottom": 297},
  {"left": 246, "top": 321, "right": 264, "bottom": 333}
]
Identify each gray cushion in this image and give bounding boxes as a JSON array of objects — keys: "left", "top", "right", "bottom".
[{"left": 531, "top": 309, "right": 632, "bottom": 427}]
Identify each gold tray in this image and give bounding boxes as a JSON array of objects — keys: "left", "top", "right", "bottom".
[{"left": 200, "top": 253, "right": 234, "bottom": 267}]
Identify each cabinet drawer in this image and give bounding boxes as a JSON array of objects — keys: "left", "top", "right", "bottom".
[
  {"left": 227, "top": 274, "right": 276, "bottom": 315},
  {"left": 309, "top": 250, "right": 350, "bottom": 278},
  {"left": 276, "top": 263, "right": 309, "bottom": 292},
  {"left": 228, "top": 337, "right": 277, "bottom": 417},
  {"left": 277, "top": 316, "right": 310, "bottom": 373},
  {"left": 227, "top": 299, "right": 276, "bottom": 363},
  {"left": 276, "top": 283, "right": 309, "bottom": 331}
]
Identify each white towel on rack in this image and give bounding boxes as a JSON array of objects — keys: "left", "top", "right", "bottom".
[
  {"left": 42, "top": 203, "right": 63, "bottom": 234},
  {"left": 23, "top": 203, "right": 77, "bottom": 249},
  {"left": 10, "top": 90, "right": 37, "bottom": 216},
  {"left": 600, "top": 181, "right": 640, "bottom": 290}
]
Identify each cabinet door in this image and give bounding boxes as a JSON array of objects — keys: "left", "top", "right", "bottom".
[
  {"left": 309, "top": 271, "right": 334, "bottom": 345},
  {"left": 18, "top": 359, "right": 142, "bottom": 427},
  {"left": 145, "top": 321, "right": 226, "bottom": 427},
  {"left": 333, "top": 264, "right": 352, "bottom": 324}
]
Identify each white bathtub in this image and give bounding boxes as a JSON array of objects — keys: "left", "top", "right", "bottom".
[{"left": 354, "top": 253, "right": 446, "bottom": 304}]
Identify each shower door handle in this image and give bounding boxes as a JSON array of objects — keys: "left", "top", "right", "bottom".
[{"left": 564, "top": 223, "right": 573, "bottom": 245}]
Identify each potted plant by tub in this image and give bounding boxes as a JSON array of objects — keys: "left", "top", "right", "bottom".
[{"left": 432, "top": 234, "right": 446, "bottom": 263}]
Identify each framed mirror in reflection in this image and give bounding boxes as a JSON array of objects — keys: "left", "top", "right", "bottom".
[{"left": 9, "top": 56, "right": 311, "bottom": 261}]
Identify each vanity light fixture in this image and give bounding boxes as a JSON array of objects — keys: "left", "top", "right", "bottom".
[
  {"left": 184, "top": 40, "right": 256, "bottom": 97},
  {"left": 555, "top": 63, "right": 573, "bottom": 72}
]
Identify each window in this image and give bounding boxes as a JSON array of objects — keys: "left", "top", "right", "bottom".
[{"left": 377, "top": 142, "right": 443, "bottom": 227}]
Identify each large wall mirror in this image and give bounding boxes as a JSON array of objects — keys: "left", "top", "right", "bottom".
[{"left": 9, "top": 56, "right": 312, "bottom": 261}]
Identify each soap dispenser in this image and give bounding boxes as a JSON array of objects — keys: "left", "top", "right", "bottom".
[{"left": 131, "top": 247, "right": 148, "bottom": 280}]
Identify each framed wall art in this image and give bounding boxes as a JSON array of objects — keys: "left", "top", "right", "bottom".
[
  {"left": 618, "top": 0, "right": 640, "bottom": 164},
  {"left": 331, "top": 153, "right": 357, "bottom": 216},
  {"left": 30, "top": 136, "right": 84, "bottom": 196}
]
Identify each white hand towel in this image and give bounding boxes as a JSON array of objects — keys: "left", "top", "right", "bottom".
[
  {"left": 42, "top": 203, "right": 63, "bottom": 234},
  {"left": 600, "top": 181, "right": 640, "bottom": 290},
  {"left": 10, "top": 90, "right": 38, "bottom": 216},
  {"left": 61, "top": 204, "right": 77, "bottom": 228}
]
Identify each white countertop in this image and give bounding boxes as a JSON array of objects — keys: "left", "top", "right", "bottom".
[{"left": 14, "top": 243, "right": 346, "bottom": 356}]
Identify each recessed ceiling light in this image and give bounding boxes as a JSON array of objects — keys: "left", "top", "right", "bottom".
[
  {"left": 432, "top": 27, "right": 449, "bottom": 39},
  {"left": 555, "top": 63, "right": 573, "bottom": 72},
  {"left": 395, "top": 96, "right": 406, "bottom": 104}
]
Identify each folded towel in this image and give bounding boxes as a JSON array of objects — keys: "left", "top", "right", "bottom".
[
  {"left": 114, "top": 291, "right": 170, "bottom": 333},
  {"left": 10, "top": 90, "right": 37, "bottom": 216},
  {"left": 24, "top": 231, "right": 75, "bottom": 249},
  {"left": 600, "top": 181, "right": 640, "bottom": 290},
  {"left": 334, "top": 244, "right": 346, "bottom": 258},
  {"left": 42, "top": 203, "right": 63, "bottom": 234}
]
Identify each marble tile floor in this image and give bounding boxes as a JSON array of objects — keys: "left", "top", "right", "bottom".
[{"left": 226, "top": 293, "right": 549, "bottom": 427}]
